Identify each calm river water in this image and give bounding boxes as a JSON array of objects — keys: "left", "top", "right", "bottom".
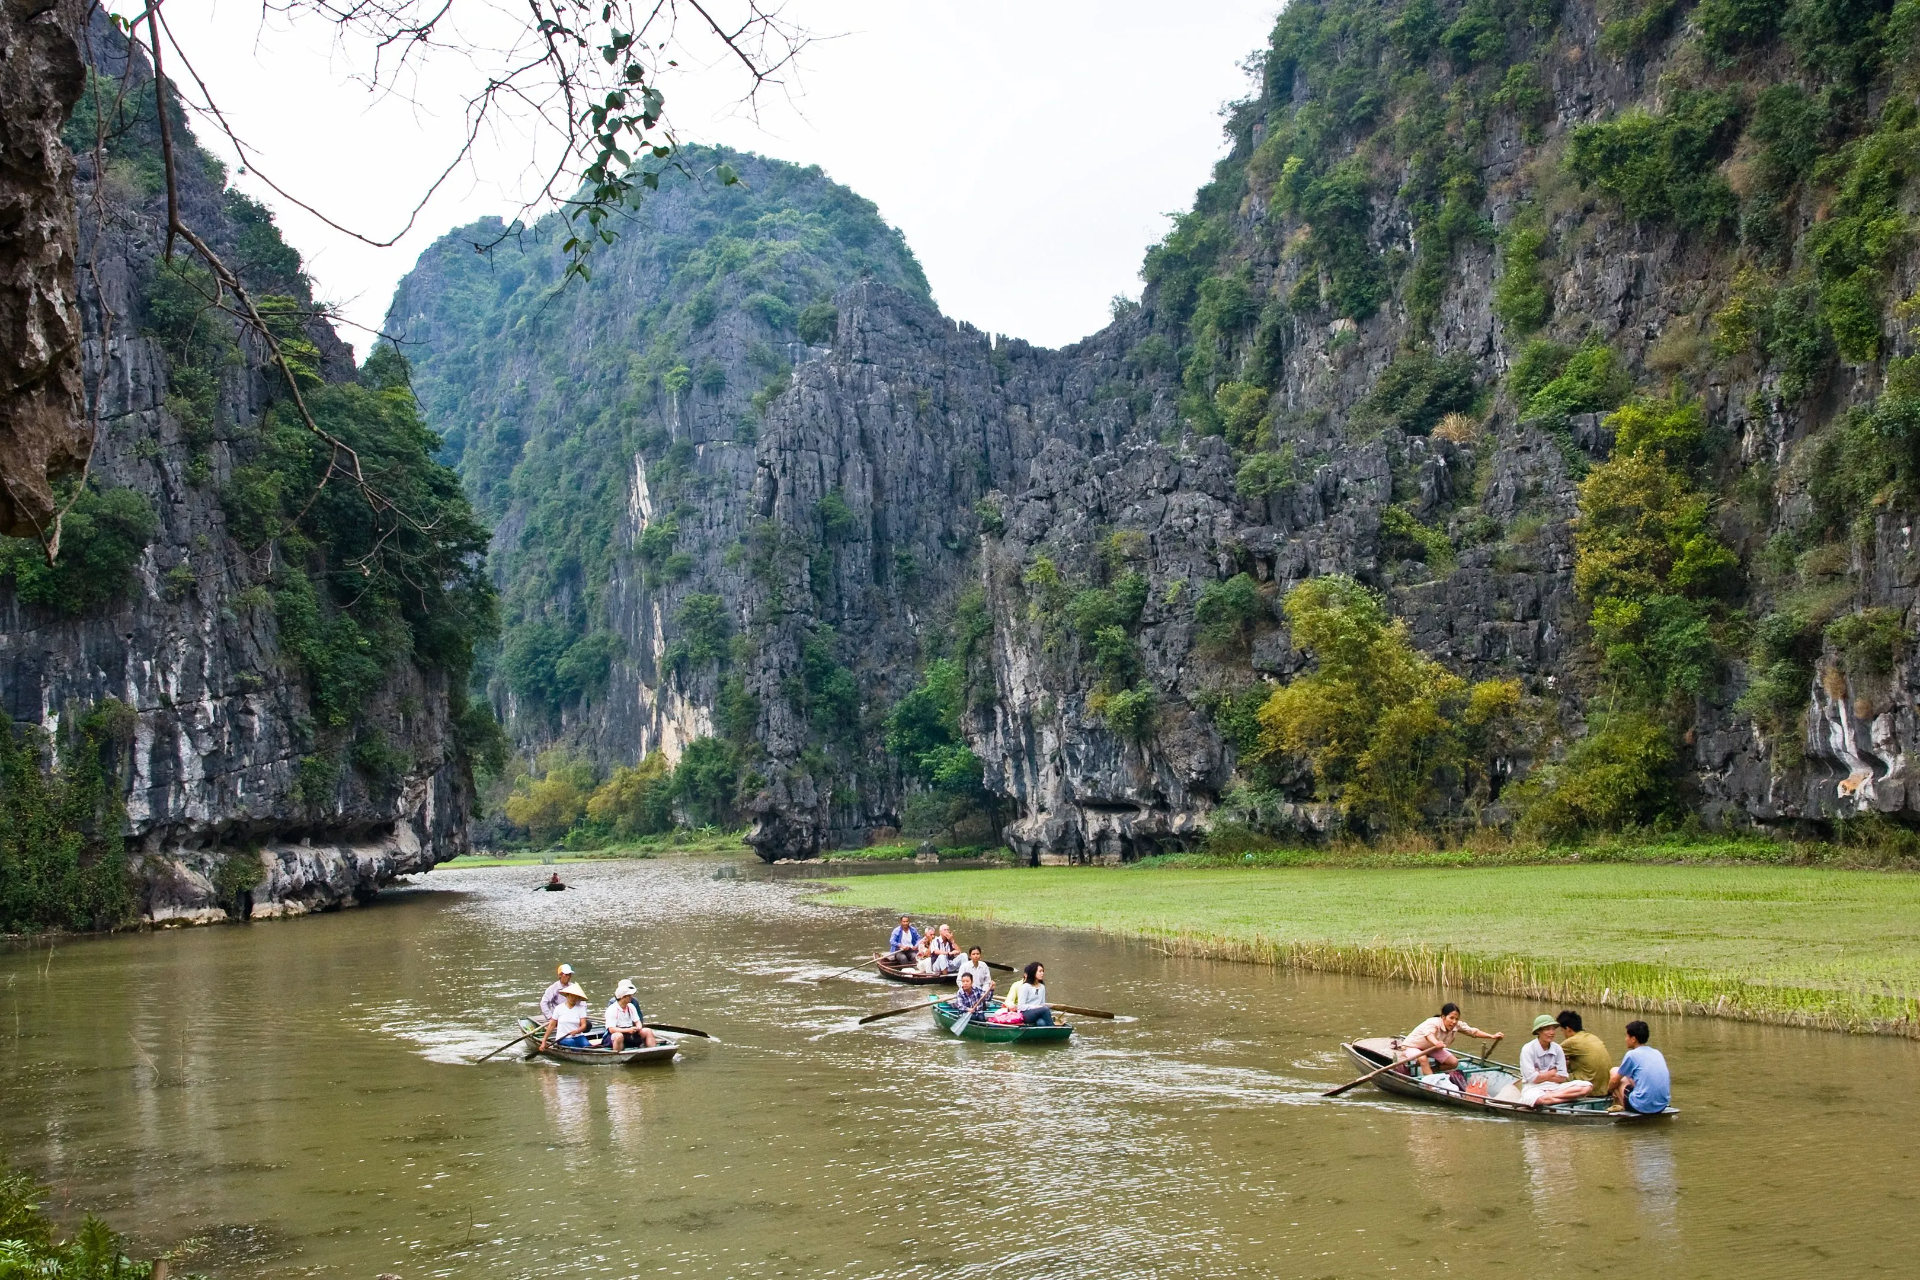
[{"left": 1, "top": 858, "right": 1914, "bottom": 1278}]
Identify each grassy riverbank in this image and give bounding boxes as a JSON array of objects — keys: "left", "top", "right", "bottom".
[{"left": 823, "top": 862, "right": 1920, "bottom": 1036}]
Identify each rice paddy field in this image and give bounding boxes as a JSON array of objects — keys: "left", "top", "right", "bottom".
[{"left": 822, "top": 862, "right": 1920, "bottom": 1034}]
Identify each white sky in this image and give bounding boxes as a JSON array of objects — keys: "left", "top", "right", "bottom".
[{"left": 139, "top": 1, "right": 1280, "bottom": 352}]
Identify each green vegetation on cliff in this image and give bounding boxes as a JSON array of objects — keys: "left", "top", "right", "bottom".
[{"left": 392, "top": 146, "right": 929, "bottom": 733}]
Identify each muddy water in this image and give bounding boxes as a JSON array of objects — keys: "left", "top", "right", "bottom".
[{"left": 0, "top": 858, "right": 1914, "bottom": 1279}]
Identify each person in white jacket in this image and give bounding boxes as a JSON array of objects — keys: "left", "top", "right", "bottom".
[
  {"left": 604, "top": 978, "right": 656, "bottom": 1050},
  {"left": 1519, "top": 1014, "right": 1595, "bottom": 1107}
]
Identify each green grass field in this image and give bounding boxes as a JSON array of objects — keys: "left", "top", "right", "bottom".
[{"left": 823, "top": 863, "right": 1920, "bottom": 1035}]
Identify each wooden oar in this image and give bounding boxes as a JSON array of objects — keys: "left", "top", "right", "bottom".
[
  {"left": 858, "top": 998, "right": 943, "bottom": 1025},
  {"left": 819, "top": 956, "right": 883, "bottom": 982},
  {"left": 647, "top": 1023, "right": 714, "bottom": 1040},
  {"left": 1051, "top": 1003, "right": 1116, "bottom": 1019},
  {"left": 984, "top": 960, "right": 1015, "bottom": 972},
  {"left": 476, "top": 1027, "right": 542, "bottom": 1063},
  {"left": 1324, "top": 1047, "right": 1416, "bottom": 1097}
]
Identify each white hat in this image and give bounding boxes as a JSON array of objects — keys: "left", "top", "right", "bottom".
[
  {"left": 557, "top": 963, "right": 574, "bottom": 975},
  {"left": 614, "top": 978, "right": 637, "bottom": 997}
]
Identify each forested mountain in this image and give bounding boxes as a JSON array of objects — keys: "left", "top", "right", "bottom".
[{"left": 413, "top": 0, "right": 1920, "bottom": 861}]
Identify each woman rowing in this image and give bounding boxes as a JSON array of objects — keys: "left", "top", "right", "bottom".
[
  {"left": 539, "top": 982, "right": 594, "bottom": 1051},
  {"left": 950, "top": 970, "right": 994, "bottom": 1017}
]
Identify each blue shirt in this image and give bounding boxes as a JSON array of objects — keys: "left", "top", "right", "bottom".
[
  {"left": 888, "top": 925, "right": 920, "bottom": 951},
  {"left": 1618, "top": 1045, "right": 1671, "bottom": 1113}
]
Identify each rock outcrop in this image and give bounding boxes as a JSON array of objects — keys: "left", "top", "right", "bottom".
[
  {"left": 1, "top": 18, "right": 473, "bottom": 921},
  {"left": 0, "top": 0, "right": 90, "bottom": 539}
]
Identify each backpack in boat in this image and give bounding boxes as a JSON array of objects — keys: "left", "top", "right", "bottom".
[{"left": 1446, "top": 1069, "right": 1469, "bottom": 1090}]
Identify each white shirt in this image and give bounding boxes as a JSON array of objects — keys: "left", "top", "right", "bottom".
[
  {"left": 1520, "top": 1038, "right": 1567, "bottom": 1084},
  {"left": 1006, "top": 980, "right": 1047, "bottom": 1010},
  {"left": 956, "top": 959, "right": 993, "bottom": 989},
  {"left": 551, "top": 1001, "right": 590, "bottom": 1038},
  {"left": 605, "top": 999, "right": 643, "bottom": 1032}
]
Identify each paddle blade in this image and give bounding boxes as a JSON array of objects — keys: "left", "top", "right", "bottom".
[
  {"left": 648, "top": 1023, "right": 712, "bottom": 1040},
  {"left": 1051, "top": 1003, "right": 1116, "bottom": 1019},
  {"left": 951, "top": 1011, "right": 973, "bottom": 1035},
  {"left": 984, "top": 960, "right": 1015, "bottom": 972},
  {"left": 858, "top": 1000, "right": 938, "bottom": 1025}
]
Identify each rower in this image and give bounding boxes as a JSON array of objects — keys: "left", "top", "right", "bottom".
[
  {"left": 956, "top": 946, "right": 994, "bottom": 992},
  {"left": 605, "top": 978, "right": 656, "bottom": 1050},
  {"left": 1398, "top": 1002, "right": 1502, "bottom": 1075},
  {"left": 540, "top": 872, "right": 568, "bottom": 891},
  {"left": 539, "top": 963, "right": 576, "bottom": 1019},
  {"left": 884, "top": 915, "right": 921, "bottom": 965},
  {"left": 951, "top": 971, "right": 993, "bottom": 1016},
  {"left": 540, "top": 982, "right": 593, "bottom": 1051}
]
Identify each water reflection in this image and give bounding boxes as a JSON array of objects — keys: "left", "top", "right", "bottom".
[{"left": 0, "top": 858, "right": 1912, "bottom": 1279}]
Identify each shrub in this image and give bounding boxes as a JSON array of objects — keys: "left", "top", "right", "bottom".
[
  {"left": 1379, "top": 505, "right": 1457, "bottom": 569},
  {"left": 1524, "top": 339, "right": 1630, "bottom": 421},
  {"left": 586, "top": 751, "right": 675, "bottom": 837},
  {"left": 1094, "top": 684, "right": 1158, "bottom": 741},
  {"left": 1352, "top": 350, "right": 1479, "bottom": 436},
  {"left": 673, "top": 593, "right": 731, "bottom": 667},
  {"left": 1214, "top": 380, "right": 1270, "bottom": 446},
  {"left": 505, "top": 752, "right": 595, "bottom": 846},
  {"left": 797, "top": 301, "right": 838, "bottom": 345},
  {"left": 974, "top": 498, "right": 1006, "bottom": 536},
  {"left": 1827, "top": 607, "right": 1907, "bottom": 676},
  {"left": 1493, "top": 213, "right": 1551, "bottom": 334},
  {"left": 1697, "top": 0, "right": 1782, "bottom": 53},
  {"left": 0, "top": 702, "right": 137, "bottom": 932},
  {"left": 1236, "top": 445, "right": 1298, "bottom": 498},
  {"left": 0, "top": 486, "right": 157, "bottom": 614},
  {"left": 817, "top": 489, "right": 861, "bottom": 541},
  {"left": 0, "top": 1162, "right": 155, "bottom": 1279},
  {"left": 1566, "top": 91, "right": 1744, "bottom": 232},
  {"left": 1515, "top": 712, "right": 1679, "bottom": 841},
  {"left": 1491, "top": 63, "right": 1551, "bottom": 142},
  {"left": 673, "top": 737, "right": 739, "bottom": 826},
  {"left": 1195, "top": 573, "right": 1266, "bottom": 655}
]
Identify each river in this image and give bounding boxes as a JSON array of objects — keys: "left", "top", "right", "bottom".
[{"left": 0, "top": 858, "right": 1913, "bottom": 1278}]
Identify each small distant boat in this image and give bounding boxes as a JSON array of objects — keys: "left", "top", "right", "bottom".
[
  {"left": 1341, "top": 1037, "right": 1675, "bottom": 1124},
  {"left": 875, "top": 958, "right": 958, "bottom": 985},
  {"left": 517, "top": 1018, "right": 679, "bottom": 1065},
  {"left": 931, "top": 1000, "right": 1073, "bottom": 1043}
]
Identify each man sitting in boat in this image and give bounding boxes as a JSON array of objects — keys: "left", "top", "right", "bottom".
[
  {"left": 539, "top": 964, "right": 577, "bottom": 1019},
  {"left": 956, "top": 946, "right": 994, "bottom": 992},
  {"left": 1518, "top": 1015, "right": 1595, "bottom": 1107},
  {"left": 1606, "top": 1021, "right": 1672, "bottom": 1115},
  {"left": 1398, "top": 1002, "right": 1502, "bottom": 1075},
  {"left": 951, "top": 970, "right": 994, "bottom": 1016},
  {"left": 605, "top": 978, "right": 656, "bottom": 1050},
  {"left": 999, "top": 962, "right": 1055, "bottom": 1026},
  {"left": 540, "top": 983, "right": 594, "bottom": 1051},
  {"left": 1554, "top": 1010, "right": 1613, "bottom": 1095},
  {"left": 920, "top": 924, "right": 961, "bottom": 975},
  {"left": 885, "top": 916, "right": 921, "bottom": 964}
]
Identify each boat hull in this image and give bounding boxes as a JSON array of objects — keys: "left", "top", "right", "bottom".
[
  {"left": 1343, "top": 1037, "right": 1674, "bottom": 1124},
  {"left": 931, "top": 1001, "right": 1073, "bottom": 1043},
  {"left": 876, "top": 959, "right": 958, "bottom": 985},
  {"left": 517, "top": 1019, "right": 679, "bottom": 1065}
]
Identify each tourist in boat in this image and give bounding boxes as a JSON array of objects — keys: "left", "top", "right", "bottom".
[
  {"left": 1606, "top": 1021, "right": 1672, "bottom": 1114},
  {"left": 1518, "top": 1015, "right": 1595, "bottom": 1107},
  {"left": 956, "top": 946, "right": 994, "bottom": 992},
  {"left": 540, "top": 983, "right": 594, "bottom": 1051},
  {"left": 539, "top": 963, "right": 577, "bottom": 1019},
  {"left": 884, "top": 916, "right": 921, "bottom": 965},
  {"left": 540, "top": 872, "right": 568, "bottom": 891},
  {"left": 1002, "top": 962, "right": 1054, "bottom": 1026},
  {"left": 951, "top": 970, "right": 994, "bottom": 1016},
  {"left": 604, "top": 978, "right": 656, "bottom": 1050},
  {"left": 1554, "top": 1010, "right": 1613, "bottom": 1094},
  {"left": 922, "top": 924, "right": 961, "bottom": 975},
  {"left": 1398, "top": 1002, "right": 1502, "bottom": 1075}
]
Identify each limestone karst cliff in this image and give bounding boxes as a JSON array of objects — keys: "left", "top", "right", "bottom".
[{"left": 0, "top": 16, "right": 493, "bottom": 924}]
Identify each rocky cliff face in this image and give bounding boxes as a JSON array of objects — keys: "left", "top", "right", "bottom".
[
  {"left": 0, "top": 0, "right": 90, "bottom": 539},
  {"left": 0, "top": 20, "right": 475, "bottom": 922},
  {"left": 396, "top": 0, "right": 1920, "bottom": 860}
]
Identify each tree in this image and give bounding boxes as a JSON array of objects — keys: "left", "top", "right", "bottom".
[{"left": 1252, "top": 577, "right": 1521, "bottom": 830}]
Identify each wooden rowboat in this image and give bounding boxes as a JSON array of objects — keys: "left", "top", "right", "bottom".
[
  {"left": 875, "top": 958, "right": 958, "bottom": 985},
  {"left": 517, "top": 1018, "right": 679, "bottom": 1065},
  {"left": 1342, "top": 1037, "right": 1675, "bottom": 1125},
  {"left": 931, "top": 1000, "right": 1073, "bottom": 1043}
]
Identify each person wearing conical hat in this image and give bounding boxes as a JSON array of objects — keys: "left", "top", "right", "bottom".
[
  {"left": 540, "top": 982, "right": 593, "bottom": 1051},
  {"left": 605, "top": 978, "right": 656, "bottom": 1050}
]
